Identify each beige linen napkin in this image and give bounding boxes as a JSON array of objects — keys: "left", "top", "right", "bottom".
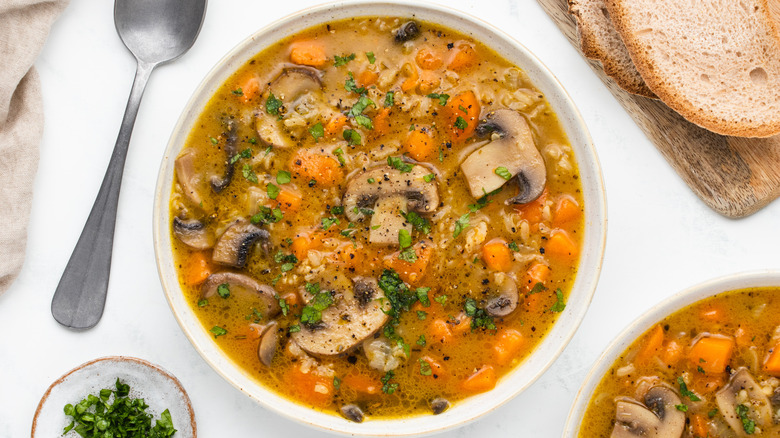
[{"left": 0, "top": 0, "right": 68, "bottom": 295}]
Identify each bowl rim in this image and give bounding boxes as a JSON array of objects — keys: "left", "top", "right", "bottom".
[
  {"left": 562, "top": 269, "right": 780, "bottom": 437},
  {"left": 153, "top": 0, "right": 607, "bottom": 435}
]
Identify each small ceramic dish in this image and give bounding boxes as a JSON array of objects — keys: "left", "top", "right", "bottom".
[
  {"left": 563, "top": 270, "right": 780, "bottom": 437},
  {"left": 153, "top": 1, "right": 606, "bottom": 435},
  {"left": 32, "top": 356, "right": 196, "bottom": 438}
]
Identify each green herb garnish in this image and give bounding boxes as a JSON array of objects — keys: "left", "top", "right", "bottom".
[
  {"left": 494, "top": 166, "right": 512, "bottom": 180},
  {"left": 454, "top": 116, "right": 468, "bottom": 130},
  {"left": 334, "top": 53, "right": 356, "bottom": 67},
  {"left": 217, "top": 283, "right": 230, "bottom": 299},
  {"left": 309, "top": 122, "right": 324, "bottom": 141},
  {"left": 266, "top": 93, "right": 283, "bottom": 116},
  {"left": 550, "top": 288, "right": 566, "bottom": 312}
]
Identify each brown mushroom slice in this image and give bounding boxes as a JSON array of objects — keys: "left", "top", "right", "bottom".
[
  {"left": 430, "top": 398, "right": 450, "bottom": 415},
  {"left": 460, "top": 109, "right": 546, "bottom": 204},
  {"left": 394, "top": 21, "right": 420, "bottom": 43},
  {"left": 291, "top": 277, "right": 390, "bottom": 357},
  {"left": 485, "top": 275, "right": 519, "bottom": 317},
  {"left": 257, "top": 321, "right": 278, "bottom": 367},
  {"left": 210, "top": 119, "right": 238, "bottom": 193},
  {"left": 172, "top": 217, "right": 215, "bottom": 250},
  {"left": 340, "top": 404, "right": 364, "bottom": 423},
  {"left": 610, "top": 386, "right": 685, "bottom": 438},
  {"left": 200, "top": 272, "right": 281, "bottom": 317},
  {"left": 174, "top": 148, "right": 204, "bottom": 205},
  {"left": 255, "top": 65, "right": 323, "bottom": 148},
  {"left": 211, "top": 218, "right": 271, "bottom": 268},
  {"left": 716, "top": 368, "right": 773, "bottom": 436},
  {"left": 342, "top": 165, "right": 439, "bottom": 246}
]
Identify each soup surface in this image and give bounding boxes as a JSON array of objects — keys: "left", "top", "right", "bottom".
[
  {"left": 170, "top": 17, "right": 584, "bottom": 420},
  {"left": 579, "top": 287, "right": 780, "bottom": 437}
]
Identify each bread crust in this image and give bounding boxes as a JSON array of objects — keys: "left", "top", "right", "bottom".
[
  {"left": 606, "top": 0, "right": 780, "bottom": 138},
  {"left": 569, "top": 0, "right": 656, "bottom": 98}
]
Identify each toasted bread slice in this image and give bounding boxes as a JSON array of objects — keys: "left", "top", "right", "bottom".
[
  {"left": 569, "top": 0, "right": 656, "bottom": 98},
  {"left": 606, "top": 0, "right": 780, "bottom": 138}
]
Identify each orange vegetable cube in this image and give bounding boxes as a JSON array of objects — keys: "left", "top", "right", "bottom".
[
  {"left": 635, "top": 325, "right": 665, "bottom": 365},
  {"left": 420, "top": 356, "right": 448, "bottom": 379},
  {"left": 383, "top": 243, "right": 433, "bottom": 286},
  {"left": 445, "top": 91, "right": 480, "bottom": 141},
  {"left": 403, "top": 130, "right": 436, "bottom": 161},
  {"left": 764, "top": 341, "right": 780, "bottom": 375},
  {"left": 324, "top": 114, "right": 347, "bottom": 138},
  {"left": 358, "top": 68, "right": 379, "bottom": 87},
  {"left": 552, "top": 196, "right": 581, "bottom": 228},
  {"left": 240, "top": 76, "right": 261, "bottom": 103},
  {"left": 183, "top": 251, "right": 212, "bottom": 285},
  {"left": 276, "top": 189, "right": 302, "bottom": 213},
  {"left": 415, "top": 48, "right": 443, "bottom": 70},
  {"left": 430, "top": 319, "right": 453, "bottom": 344},
  {"left": 688, "top": 335, "right": 734, "bottom": 374},
  {"left": 417, "top": 70, "right": 441, "bottom": 94},
  {"left": 289, "top": 150, "right": 344, "bottom": 187},
  {"left": 521, "top": 263, "right": 551, "bottom": 291},
  {"left": 545, "top": 230, "right": 578, "bottom": 262},
  {"left": 291, "top": 231, "right": 323, "bottom": 260},
  {"left": 448, "top": 42, "right": 478, "bottom": 71},
  {"left": 660, "top": 340, "right": 683, "bottom": 366},
  {"left": 493, "top": 328, "right": 526, "bottom": 365},
  {"left": 461, "top": 365, "right": 496, "bottom": 393},
  {"left": 289, "top": 40, "right": 327, "bottom": 67},
  {"left": 342, "top": 373, "right": 380, "bottom": 395},
  {"left": 481, "top": 238, "right": 513, "bottom": 272}
]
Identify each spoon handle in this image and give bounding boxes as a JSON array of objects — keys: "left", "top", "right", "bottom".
[{"left": 51, "top": 60, "right": 155, "bottom": 329}]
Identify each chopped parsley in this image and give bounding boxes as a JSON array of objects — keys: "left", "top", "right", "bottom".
[
  {"left": 197, "top": 299, "right": 208, "bottom": 307},
  {"left": 267, "top": 183, "right": 280, "bottom": 200},
  {"left": 250, "top": 206, "right": 283, "bottom": 225},
  {"left": 216, "top": 283, "right": 230, "bottom": 299},
  {"left": 276, "top": 170, "right": 291, "bottom": 185},
  {"left": 454, "top": 116, "right": 468, "bottom": 130},
  {"left": 417, "top": 310, "right": 427, "bottom": 320},
  {"left": 419, "top": 359, "right": 432, "bottom": 376},
  {"left": 423, "top": 173, "right": 436, "bottom": 182},
  {"left": 266, "top": 93, "right": 283, "bottom": 116},
  {"left": 387, "top": 156, "right": 414, "bottom": 173},
  {"left": 433, "top": 294, "right": 448, "bottom": 305},
  {"left": 242, "top": 164, "right": 258, "bottom": 183},
  {"left": 309, "top": 122, "right": 324, "bottom": 141},
  {"left": 321, "top": 216, "right": 340, "bottom": 230},
  {"left": 736, "top": 404, "right": 756, "bottom": 434},
  {"left": 529, "top": 282, "right": 546, "bottom": 295},
  {"left": 416, "top": 287, "right": 431, "bottom": 307},
  {"left": 464, "top": 298, "right": 496, "bottom": 331},
  {"left": 210, "top": 137, "right": 218, "bottom": 145},
  {"left": 384, "top": 91, "right": 395, "bottom": 107},
  {"left": 333, "top": 376, "right": 341, "bottom": 390},
  {"left": 344, "top": 72, "right": 366, "bottom": 94},
  {"left": 401, "top": 211, "right": 431, "bottom": 234},
  {"left": 300, "top": 286, "right": 333, "bottom": 326},
  {"left": 398, "top": 229, "right": 413, "bottom": 248},
  {"left": 288, "top": 324, "right": 301, "bottom": 333},
  {"left": 675, "top": 404, "right": 688, "bottom": 412},
  {"left": 366, "top": 51, "right": 376, "bottom": 64},
  {"left": 426, "top": 93, "right": 450, "bottom": 106},
  {"left": 232, "top": 87, "right": 243, "bottom": 96},
  {"left": 229, "top": 148, "right": 252, "bottom": 164},
  {"left": 210, "top": 326, "right": 227, "bottom": 338},
  {"left": 550, "top": 288, "right": 566, "bottom": 312},
  {"left": 276, "top": 295, "right": 290, "bottom": 316},
  {"left": 677, "top": 376, "right": 701, "bottom": 401},
  {"left": 381, "top": 370, "right": 399, "bottom": 394},
  {"left": 333, "top": 147, "right": 346, "bottom": 166},
  {"left": 343, "top": 129, "right": 362, "bottom": 145},
  {"left": 494, "top": 166, "right": 512, "bottom": 180},
  {"left": 417, "top": 335, "right": 427, "bottom": 346},
  {"left": 508, "top": 241, "right": 520, "bottom": 252},
  {"left": 378, "top": 269, "right": 418, "bottom": 320},
  {"left": 331, "top": 206, "right": 345, "bottom": 215},
  {"left": 453, "top": 213, "right": 470, "bottom": 238},
  {"left": 334, "top": 53, "right": 356, "bottom": 67}
]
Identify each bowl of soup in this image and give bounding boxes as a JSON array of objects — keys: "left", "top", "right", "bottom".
[
  {"left": 565, "top": 271, "right": 780, "bottom": 438},
  {"left": 153, "top": 1, "right": 606, "bottom": 435}
]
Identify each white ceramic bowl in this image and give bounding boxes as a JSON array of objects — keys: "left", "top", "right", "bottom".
[
  {"left": 563, "top": 270, "right": 780, "bottom": 437},
  {"left": 153, "top": 1, "right": 607, "bottom": 435}
]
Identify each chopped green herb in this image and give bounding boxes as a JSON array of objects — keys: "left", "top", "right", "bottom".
[
  {"left": 708, "top": 408, "right": 718, "bottom": 418},
  {"left": 321, "top": 216, "right": 340, "bottom": 230},
  {"left": 495, "top": 166, "right": 512, "bottom": 180},
  {"left": 344, "top": 72, "right": 366, "bottom": 94},
  {"left": 288, "top": 324, "right": 301, "bottom": 333},
  {"left": 229, "top": 148, "right": 252, "bottom": 164},
  {"left": 349, "top": 94, "right": 376, "bottom": 118},
  {"left": 454, "top": 116, "right": 468, "bottom": 130},
  {"left": 433, "top": 294, "right": 448, "bottom": 305},
  {"left": 387, "top": 156, "right": 414, "bottom": 173},
  {"left": 366, "top": 51, "right": 376, "bottom": 64},
  {"left": 266, "top": 93, "right": 283, "bottom": 116},
  {"left": 529, "top": 282, "right": 546, "bottom": 295},
  {"left": 381, "top": 371, "right": 399, "bottom": 394},
  {"left": 508, "top": 241, "right": 520, "bottom": 252},
  {"left": 242, "top": 164, "right": 258, "bottom": 183},
  {"left": 378, "top": 269, "right": 417, "bottom": 320},
  {"left": 438, "top": 145, "right": 444, "bottom": 162},
  {"left": 249, "top": 137, "right": 257, "bottom": 144},
  {"left": 697, "top": 366, "right": 706, "bottom": 374},
  {"left": 419, "top": 358, "right": 433, "bottom": 376},
  {"left": 210, "top": 326, "right": 227, "bottom": 338},
  {"left": 277, "top": 170, "right": 291, "bottom": 185},
  {"left": 264, "top": 145, "right": 272, "bottom": 156},
  {"left": 399, "top": 246, "right": 417, "bottom": 263},
  {"left": 334, "top": 53, "right": 356, "bottom": 67},
  {"left": 210, "top": 137, "right": 218, "bottom": 145},
  {"left": 309, "top": 122, "right": 324, "bottom": 141},
  {"left": 267, "top": 183, "right": 280, "bottom": 200},
  {"left": 453, "top": 213, "right": 470, "bottom": 238},
  {"left": 416, "top": 287, "right": 431, "bottom": 307},
  {"left": 232, "top": 88, "right": 243, "bottom": 96},
  {"left": 675, "top": 404, "right": 688, "bottom": 412},
  {"left": 251, "top": 206, "right": 283, "bottom": 225},
  {"left": 197, "top": 299, "right": 208, "bottom": 307},
  {"left": 276, "top": 295, "right": 290, "bottom": 316},
  {"left": 423, "top": 173, "right": 436, "bottom": 183},
  {"left": 354, "top": 114, "right": 373, "bottom": 130},
  {"left": 458, "top": 105, "right": 468, "bottom": 113},
  {"left": 300, "top": 288, "right": 333, "bottom": 326},
  {"left": 401, "top": 211, "right": 431, "bottom": 234},
  {"left": 384, "top": 91, "right": 395, "bottom": 107},
  {"left": 343, "top": 129, "right": 362, "bottom": 145},
  {"left": 333, "top": 147, "right": 346, "bottom": 166},
  {"left": 333, "top": 376, "right": 341, "bottom": 390},
  {"left": 331, "top": 206, "right": 345, "bottom": 215},
  {"left": 280, "top": 262, "right": 295, "bottom": 273},
  {"left": 464, "top": 298, "right": 497, "bottom": 331},
  {"left": 417, "top": 335, "right": 427, "bottom": 346},
  {"left": 677, "top": 377, "right": 701, "bottom": 401},
  {"left": 409, "top": 124, "right": 415, "bottom": 131},
  {"left": 417, "top": 310, "right": 427, "bottom": 320},
  {"left": 217, "top": 283, "right": 230, "bottom": 299},
  {"left": 550, "top": 288, "right": 566, "bottom": 312},
  {"left": 736, "top": 404, "right": 755, "bottom": 434},
  {"left": 398, "top": 229, "right": 413, "bottom": 249},
  {"left": 368, "top": 177, "right": 376, "bottom": 183},
  {"left": 426, "top": 93, "right": 450, "bottom": 106}
]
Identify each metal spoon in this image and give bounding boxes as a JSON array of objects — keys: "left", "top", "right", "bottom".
[{"left": 51, "top": 0, "right": 207, "bottom": 329}]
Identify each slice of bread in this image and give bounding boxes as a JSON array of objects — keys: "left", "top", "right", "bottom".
[
  {"left": 606, "top": 0, "right": 780, "bottom": 138},
  {"left": 569, "top": 0, "right": 656, "bottom": 98}
]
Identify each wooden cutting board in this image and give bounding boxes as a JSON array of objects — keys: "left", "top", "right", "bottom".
[{"left": 538, "top": 0, "right": 780, "bottom": 218}]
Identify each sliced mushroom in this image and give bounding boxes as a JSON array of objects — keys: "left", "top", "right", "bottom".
[
  {"left": 255, "top": 65, "right": 322, "bottom": 148},
  {"left": 174, "top": 148, "right": 204, "bottom": 205},
  {"left": 485, "top": 275, "right": 519, "bottom": 317},
  {"left": 257, "top": 321, "right": 278, "bottom": 367},
  {"left": 172, "top": 217, "right": 215, "bottom": 250},
  {"left": 212, "top": 218, "right": 271, "bottom": 268},
  {"left": 342, "top": 165, "right": 439, "bottom": 246},
  {"left": 394, "top": 21, "right": 419, "bottom": 43},
  {"left": 291, "top": 276, "right": 390, "bottom": 356},
  {"left": 716, "top": 368, "right": 773, "bottom": 436},
  {"left": 340, "top": 404, "right": 364, "bottom": 423},
  {"left": 200, "top": 272, "right": 281, "bottom": 317},
  {"left": 210, "top": 119, "right": 238, "bottom": 193},
  {"left": 610, "top": 386, "right": 685, "bottom": 438},
  {"left": 460, "top": 109, "right": 546, "bottom": 204},
  {"left": 430, "top": 398, "right": 450, "bottom": 415}
]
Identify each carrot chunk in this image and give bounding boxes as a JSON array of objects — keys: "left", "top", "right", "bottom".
[
  {"left": 183, "top": 251, "right": 212, "bottom": 285},
  {"left": 324, "top": 114, "right": 348, "bottom": 138},
  {"left": 420, "top": 356, "right": 448, "bottom": 379},
  {"left": 691, "top": 414, "right": 709, "bottom": 438},
  {"left": 417, "top": 70, "right": 440, "bottom": 94},
  {"left": 521, "top": 263, "right": 551, "bottom": 291},
  {"left": 430, "top": 319, "right": 453, "bottom": 344},
  {"left": 401, "top": 64, "right": 419, "bottom": 92},
  {"left": 289, "top": 150, "right": 344, "bottom": 187},
  {"left": 371, "top": 108, "right": 392, "bottom": 137},
  {"left": 688, "top": 335, "right": 734, "bottom": 374},
  {"left": 445, "top": 91, "right": 480, "bottom": 141},
  {"left": 481, "top": 238, "right": 513, "bottom": 272},
  {"left": 635, "top": 325, "right": 665, "bottom": 365},
  {"left": 383, "top": 243, "right": 433, "bottom": 286},
  {"left": 291, "top": 231, "right": 323, "bottom": 260},
  {"left": 545, "top": 230, "right": 579, "bottom": 262},
  {"left": 285, "top": 365, "right": 334, "bottom": 407},
  {"left": 342, "top": 373, "right": 381, "bottom": 395},
  {"left": 447, "top": 42, "right": 478, "bottom": 71},
  {"left": 358, "top": 68, "right": 379, "bottom": 87},
  {"left": 660, "top": 340, "right": 683, "bottom": 366},
  {"left": 403, "top": 130, "right": 436, "bottom": 161},
  {"left": 764, "top": 341, "right": 780, "bottom": 375},
  {"left": 552, "top": 196, "right": 581, "bottom": 228},
  {"left": 493, "top": 328, "right": 526, "bottom": 365},
  {"left": 415, "top": 48, "right": 443, "bottom": 70},
  {"left": 289, "top": 40, "right": 327, "bottom": 67},
  {"left": 240, "top": 76, "right": 261, "bottom": 103},
  {"left": 462, "top": 365, "right": 496, "bottom": 393},
  {"left": 276, "top": 189, "right": 302, "bottom": 213},
  {"left": 514, "top": 188, "right": 548, "bottom": 225}
]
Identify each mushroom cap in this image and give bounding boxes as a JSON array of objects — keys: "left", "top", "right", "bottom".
[
  {"left": 394, "top": 21, "right": 420, "bottom": 43},
  {"left": 610, "top": 386, "right": 685, "bottom": 438},
  {"left": 172, "top": 217, "right": 214, "bottom": 250},
  {"left": 211, "top": 218, "right": 271, "bottom": 268},
  {"left": 340, "top": 404, "right": 365, "bottom": 423},
  {"left": 342, "top": 165, "right": 439, "bottom": 222},
  {"left": 255, "top": 65, "right": 323, "bottom": 148},
  {"left": 257, "top": 321, "right": 278, "bottom": 367},
  {"left": 460, "top": 109, "right": 547, "bottom": 204},
  {"left": 209, "top": 119, "right": 238, "bottom": 193},
  {"left": 291, "top": 276, "right": 390, "bottom": 357},
  {"left": 716, "top": 367, "right": 773, "bottom": 436},
  {"left": 200, "top": 272, "right": 280, "bottom": 317},
  {"left": 485, "top": 274, "right": 519, "bottom": 317}
]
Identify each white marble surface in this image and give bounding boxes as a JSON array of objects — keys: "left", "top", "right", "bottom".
[{"left": 3, "top": 0, "right": 780, "bottom": 437}]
